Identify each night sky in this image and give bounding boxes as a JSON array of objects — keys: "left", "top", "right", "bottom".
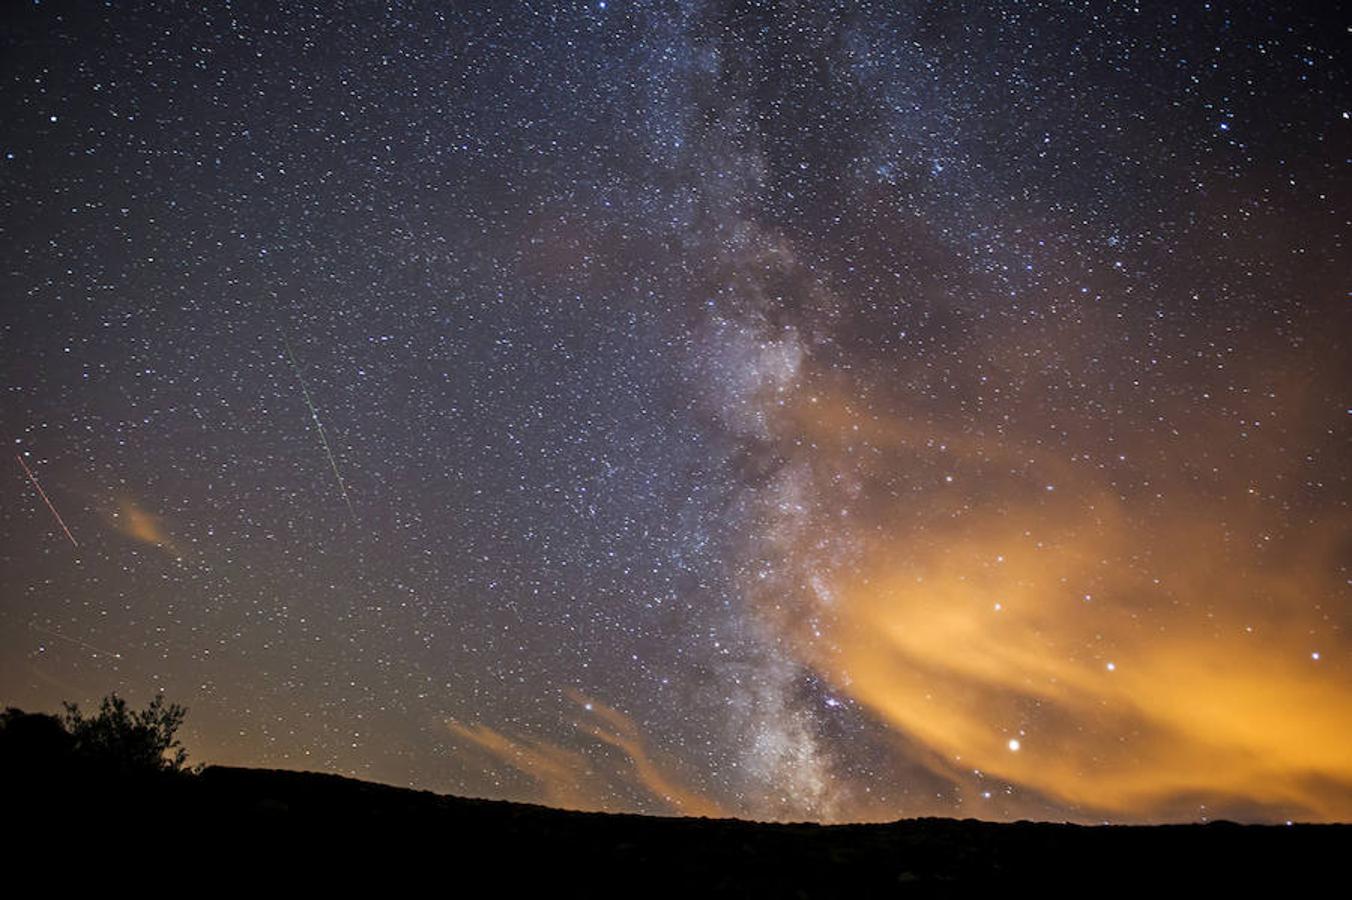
[{"left": 2, "top": 1, "right": 1348, "bottom": 824}]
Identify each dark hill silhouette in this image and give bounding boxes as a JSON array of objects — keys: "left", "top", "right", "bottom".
[{"left": 2, "top": 700, "right": 1345, "bottom": 892}]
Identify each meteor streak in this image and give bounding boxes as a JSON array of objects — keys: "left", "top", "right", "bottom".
[
  {"left": 15, "top": 454, "right": 78, "bottom": 547},
  {"left": 30, "top": 623, "right": 121, "bottom": 659},
  {"left": 282, "top": 337, "right": 357, "bottom": 520}
]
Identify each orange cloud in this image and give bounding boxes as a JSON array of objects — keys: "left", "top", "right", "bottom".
[
  {"left": 814, "top": 517, "right": 1351, "bottom": 819},
  {"left": 112, "top": 498, "right": 181, "bottom": 557},
  {"left": 568, "top": 690, "right": 726, "bottom": 818},
  {"left": 777, "top": 388, "right": 1352, "bottom": 821},
  {"left": 445, "top": 720, "right": 603, "bottom": 811},
  {"left": 446, "top": 693, "right": 726, "bottom": 818}
]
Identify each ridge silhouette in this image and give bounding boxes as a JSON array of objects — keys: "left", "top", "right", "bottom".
[{"left": 1, "top": 696, "right": 1344, "bottom": 892}]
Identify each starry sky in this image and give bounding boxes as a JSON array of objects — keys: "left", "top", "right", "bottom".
[{"left": 2, "top": 1, "right": 1348, "bottom": 824}]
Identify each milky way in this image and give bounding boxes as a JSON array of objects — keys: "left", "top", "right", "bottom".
[{"left": 2, "top": 2, "right": 1348, "bottom": 824}]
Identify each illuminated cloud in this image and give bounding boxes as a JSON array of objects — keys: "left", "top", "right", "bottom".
[
  {"left": 448, "top": 692, "right": 725, "bottom": 818},
  {"left": 816, "top": 517, "right": 1351, "bottom": 819},
  {"left": 568, "top": 690, "right": 727, "bottom": 818},
  {"left": 112, "top": 498, "right": 181, "bottom": 558},
  {"left": 770, "top": 385, "right": 1352, "bottom": 821},
  {"left": 446, "top": 720, "right": 602, "bottom": 812}
]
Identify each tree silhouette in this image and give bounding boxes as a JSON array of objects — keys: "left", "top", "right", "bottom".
[{"left": 59, "top": 692, "right": 190, "bottom": 775}]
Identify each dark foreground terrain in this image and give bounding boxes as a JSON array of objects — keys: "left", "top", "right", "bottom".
[
  {"left": 10, "top": 763, "right": 1348, "bottom": 893},
  {"left": 3, "top": 705, "right": 1344, "bottom": 893}
]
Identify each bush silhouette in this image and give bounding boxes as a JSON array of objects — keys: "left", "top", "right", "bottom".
[
  {"left": 0, "top": 707, "right": 74, "bottom": 774},
  {"left": 59, "top": 692, "right": 190, "bottom": 775}
]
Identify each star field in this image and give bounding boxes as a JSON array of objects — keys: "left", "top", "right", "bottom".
[{"left": 1, "top": 1, "right": 1348, "bottom": 823}]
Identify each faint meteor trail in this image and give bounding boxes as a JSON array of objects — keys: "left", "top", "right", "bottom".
[
  {"left": 30, "top": 623, "right": 121, "bottom": 659},
  {"left": 282, "top": 336, "right": 357, "bottom": 520},
  {"left": 15, "top": 454, "right": 78, "bottom": 547}
]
